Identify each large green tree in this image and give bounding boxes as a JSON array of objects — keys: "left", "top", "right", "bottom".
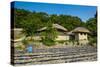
[
  {"left": 85, "top": 12, "right": 97, "bottom": 44},
  {"left": 41, "top": 19, "right": 58, "bottom": 46}
]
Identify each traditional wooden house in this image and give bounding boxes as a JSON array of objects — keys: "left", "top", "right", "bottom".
[
  {"left": 72, "top": 27, "right": 90, "bottom": 45},
  {"left": 37, "top": 24, "right": 69, "bottom": 41},
  {"left": 11, "top": 24, "right": 69, "bottom": 41}
]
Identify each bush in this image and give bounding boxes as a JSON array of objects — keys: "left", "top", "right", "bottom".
[
  {"left": 89, "top": 38, "right": 97, "bottom": 47},
  {"left": 15, "top": 45, "right": 25, "bottom": 50},
  {"left": 42, "top": 38, "right": 56, "bottom": 46}
]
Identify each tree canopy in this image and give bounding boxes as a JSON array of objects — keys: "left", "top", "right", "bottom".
[
  {"left": 13, "top": 8, "right": 97, "bottom": 34},
  {"left": 13, "top": 8, "right": 97, "bottom": 45},
  {"left": 13, "top": 8, "right": 88, "bottom": 30}
]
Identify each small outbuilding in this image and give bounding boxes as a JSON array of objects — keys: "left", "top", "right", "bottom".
[
  {"left": 72, "top": 27, "right": 90, "bottom": 40},
  {"left": 72, "top": 27, "right": 90, "bottom": 45}
]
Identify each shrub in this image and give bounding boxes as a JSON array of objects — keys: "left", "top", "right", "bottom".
[
  {"left": 42, "top": 37, "right": 56, "bottom": 46},
  {"left": 89, "top": 38, "right": 97, "bottom": 47},
  {"left": 15, "top": 45, "right": 25, "bottom": 50}
]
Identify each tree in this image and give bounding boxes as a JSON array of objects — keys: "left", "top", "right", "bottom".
[
  {"left": 49, "top": 14, "right": 59, "bottom": 23},
  {"left": 14, "top": 8, "right": 84, "bottom": 31},
  {"left": 86, "top": 12, "right": 97, "bottom": 44},
  {"left": 22, "top": 14, "right": 42, "bottom": 39},
  {"left": 86, "top": 18, "right": 97, "bottom": 34},
  {"left": 14, "top": 8, "right": 31, "bottom": 28},
  {"left": 58, "top": 15, "right": 83, "bottom": 30},
  {"left": 41, "top": 19, "right": 58, "bottom": 46}
]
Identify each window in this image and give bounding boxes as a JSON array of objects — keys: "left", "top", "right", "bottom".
[
  {"left": 84, "top": 33, "right": 86, "bottom": 35},
  {"left": 80, "top": 33, "right": 83, "bottom": 35}
]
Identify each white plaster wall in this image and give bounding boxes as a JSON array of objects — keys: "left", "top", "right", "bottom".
[
  {"left": 33, "top": 35, "right": 70, "bottom": 41},
  {"left": 78, "top": 33, "right": 88, "bottom": 40},
  {"left": 79, "top": 40, "right": 89, "bottom": 45},
  {"left": 56, "top": 35, "right": 69, "bottom": 40},
  {"left": 33, "top": 36, "right": 42, "bottom": 40},
  {"left": 26, "top": 35, "right": 69, "bottom": 41}
]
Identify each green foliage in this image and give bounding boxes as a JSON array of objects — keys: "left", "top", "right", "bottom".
[
  {"left": 86, "top": 18, "right": 97, "bottom": 32},
  {"left": 40, "top": 19, "right": 58, "bottom": 46},
  {"left": 86, "top": 17, "right": 97, "bottom": 45},
  {"left": 42, "top": 37, "right": 56, "bottom": 46},
  {"left": 57, "top": 15, "right": 83, "bottom": 30},
  {"left": 14, "top": 8, "right": 47, "bottom": 28},
  {"left": 89, "top": 37, "right": 97, "bottom": 47},
  {"left": 14, "top": 8, "right": 31, "bottom": 28},
  {"left": 14, "top": 8, "right": 97, "bottom": 32},
  {"left": 14, "top": 8, "right": 84, "bottom": 31},
  {"left": 15, "top": 45, "right": 24, "bottom": 50},
  {"left": 22, "top": 39, "right": 28, "bottom": 46},
  {"left": 13, "top": 8, "right": 97, "bottom": 46}
]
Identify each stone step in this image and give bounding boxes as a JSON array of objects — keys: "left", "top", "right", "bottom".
[
  {"left": 14, "top": 48, "right": 96, "bottom": 57},
  {"left": 15, "top": 45, "right": 97, "bottom": 54},
  {"left": 14, "top": 52, "right": 96, "bottom": 60},
  {"left": 14, "top": 52, "right": 97, "bottom": 65},
  {"left": 15, "top": 57, "right": 96, "bottom": 65}
]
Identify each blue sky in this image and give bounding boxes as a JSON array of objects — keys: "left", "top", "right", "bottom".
[{"left": 12, "top": 1, "right": 97, "bottom": 22}]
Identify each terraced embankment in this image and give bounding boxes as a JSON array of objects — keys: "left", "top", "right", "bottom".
[{"left": 12, "top": 45, "right": 97, "bottom": 65}]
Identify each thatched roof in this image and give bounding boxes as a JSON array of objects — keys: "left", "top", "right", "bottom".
[
  {"left": 67, "top": 31, "right": 74, "bottom": 35},
  {"left": 72, "top": 27, "right": 90, "bottom": 33},
  {"left": 37, "top": 24, "right": 68, "bottom": 32}
]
